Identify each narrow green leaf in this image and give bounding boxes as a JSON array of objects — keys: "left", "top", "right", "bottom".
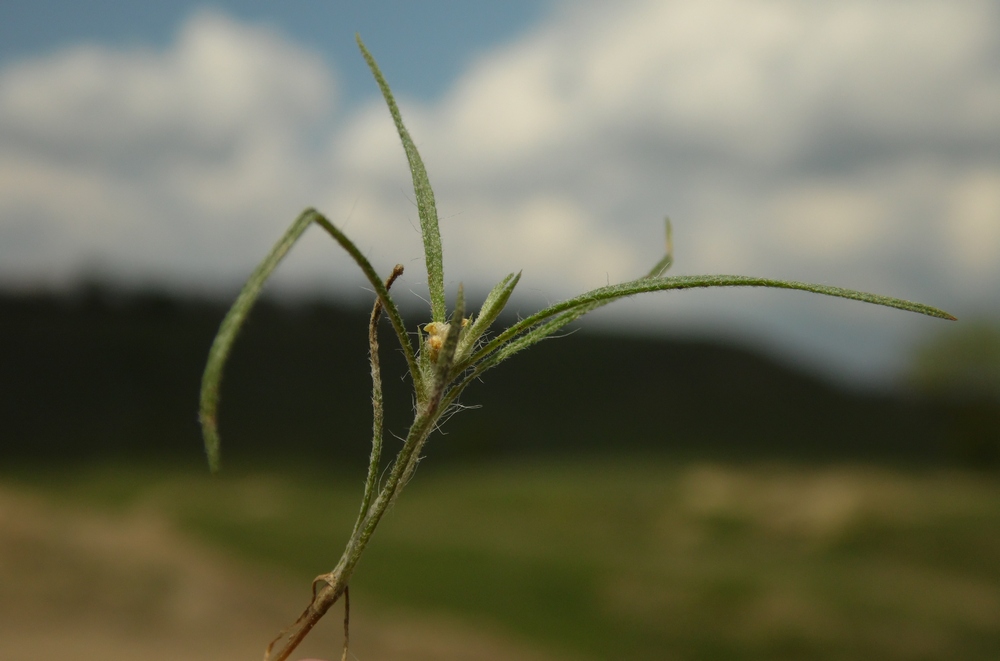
[
  {"left": 458, "top": 271, "right": 521, "bottom": 358},
  {"left": 491, "top": 301, "right": 600, "bottom": 366},
  {"left": 200, "top": 209, "right": 314, "bottom": 473},
  {"left": 470, "top": 274, "right": 956, "bottom": 372},
  {"left": 477, "top": 272, "right": 519, "bottom": 326},
  {"left": 435, "top": 285, "right": 465, "bottom": 388},
  {"left": 201, "top": 208, "right": 423, "bottom": 474},
  {"left": 357, "top": 35, "right": 446, "bottom": 322}
]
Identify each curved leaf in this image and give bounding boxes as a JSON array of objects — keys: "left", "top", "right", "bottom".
[
  {"left": 470, "top": 274, "right": 956, "bottom": 371},
  {"left": 200, "top": 209, "right": 420, "bottom": 473},
  {"left": 200, "top": 209, "right": 314, "bottom": 472}
]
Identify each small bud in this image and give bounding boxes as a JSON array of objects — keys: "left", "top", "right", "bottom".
[
  {"left": 424, "top": 322, "right": 450, "bottom": 362},
  {"left": 425, "top": 319, "right": 471, "bottom": 363}
]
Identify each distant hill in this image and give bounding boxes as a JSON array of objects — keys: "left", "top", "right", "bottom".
[{"left": 0, "top": 287, "right": 952, "bottom": 466}]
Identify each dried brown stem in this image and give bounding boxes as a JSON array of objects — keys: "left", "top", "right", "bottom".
[{"left": 265, "top": 571, "right": 347, "bottom": 661}]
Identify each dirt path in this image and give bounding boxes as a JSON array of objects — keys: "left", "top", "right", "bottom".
[{"left": 0, "top": 485, "right": 568, "bottom": 661}]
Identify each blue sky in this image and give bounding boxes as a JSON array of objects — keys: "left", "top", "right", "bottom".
[
  {"left": 0, "top": 1, "right": 549, "bottom": 103},
  {"left": 1, "top": 1, "right": 997, "bottom": 385}
]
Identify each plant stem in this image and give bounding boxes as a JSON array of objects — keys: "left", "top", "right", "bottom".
[
  {"left": 265, "top": 565, "right": 347, "bottom": 661},
  {"left": 353, "top": 264, "right": 405, "bottom": 538},
  {"left": 264, "top": 359, "right": 451, "bottom": 661},
  {"left": 203, "top": 39, "right": 956, "bottom": 661}
]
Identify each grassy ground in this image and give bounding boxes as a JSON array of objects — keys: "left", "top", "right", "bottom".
[
  {"left": 0, "top": 477, "right": 566, "bottom": 661},
  {"left": 7, "top": 456, "right": 1000, "bottom": 660}
]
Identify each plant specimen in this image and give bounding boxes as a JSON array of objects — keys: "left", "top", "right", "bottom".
[{"left": 199, "top": 36, "right": 955, "bottom": 661}]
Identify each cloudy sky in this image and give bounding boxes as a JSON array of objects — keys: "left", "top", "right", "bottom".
[{"left": 1, "top": 1, "right": 997, "bottom": 385}]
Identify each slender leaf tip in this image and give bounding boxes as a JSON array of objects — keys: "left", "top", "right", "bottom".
[
  {"left": 645, "top": 216, "right": 674, "bottom": 279},
  {"left": 355, "top": 33, "right": 447, "bottom": 323}
]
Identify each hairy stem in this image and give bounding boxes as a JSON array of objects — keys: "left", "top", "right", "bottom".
[
  {"left": 264, "top": 567, "right": 348, "bottom": 661},
  {"left": 262, "top": 296, "right": 461, "bottom": 661},
  {"left": 354, "top": 264, "right": 405, "bottom": 539}
]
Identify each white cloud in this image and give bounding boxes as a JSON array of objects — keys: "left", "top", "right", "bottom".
[
  {"left": 768, "top": 184, "right": 892, "bottom": 258},
  {"left": 0, "top": 1, "right": 997, "bottom": 382},
  {"left": 0, "top": 9, "right": 337, "bottom": 286},
  {"left": 947, "top": 169, "right": 1000, "bottom": 277}
]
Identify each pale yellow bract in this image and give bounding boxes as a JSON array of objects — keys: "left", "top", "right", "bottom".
[{"left": 424, "top": 319, "right": 469, "bottom": 363}]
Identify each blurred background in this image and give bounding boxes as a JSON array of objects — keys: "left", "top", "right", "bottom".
[{"left": 1, "top": 1, "right": 998, "bottom": 659}]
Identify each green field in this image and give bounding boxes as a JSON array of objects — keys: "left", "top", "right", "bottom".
[{"left": 9, "top": 457, "right": 1000, "bottom": 660}]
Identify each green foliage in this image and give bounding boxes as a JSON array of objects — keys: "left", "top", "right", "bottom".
[
  {"left": 910, "top": 320, "right": 1000, "bottom": 466},
  {"left": 198, "top": 36, "right": 954, "bottom": 659},
  {"left": 21, "top": 461, "right": 1000, "bottom": 660},
  {"left": 357, "top": 37, "right": 447, "bottom": 323},
  {"left": 910, "top": 319, "right": 1000, "bottom": 401}
]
